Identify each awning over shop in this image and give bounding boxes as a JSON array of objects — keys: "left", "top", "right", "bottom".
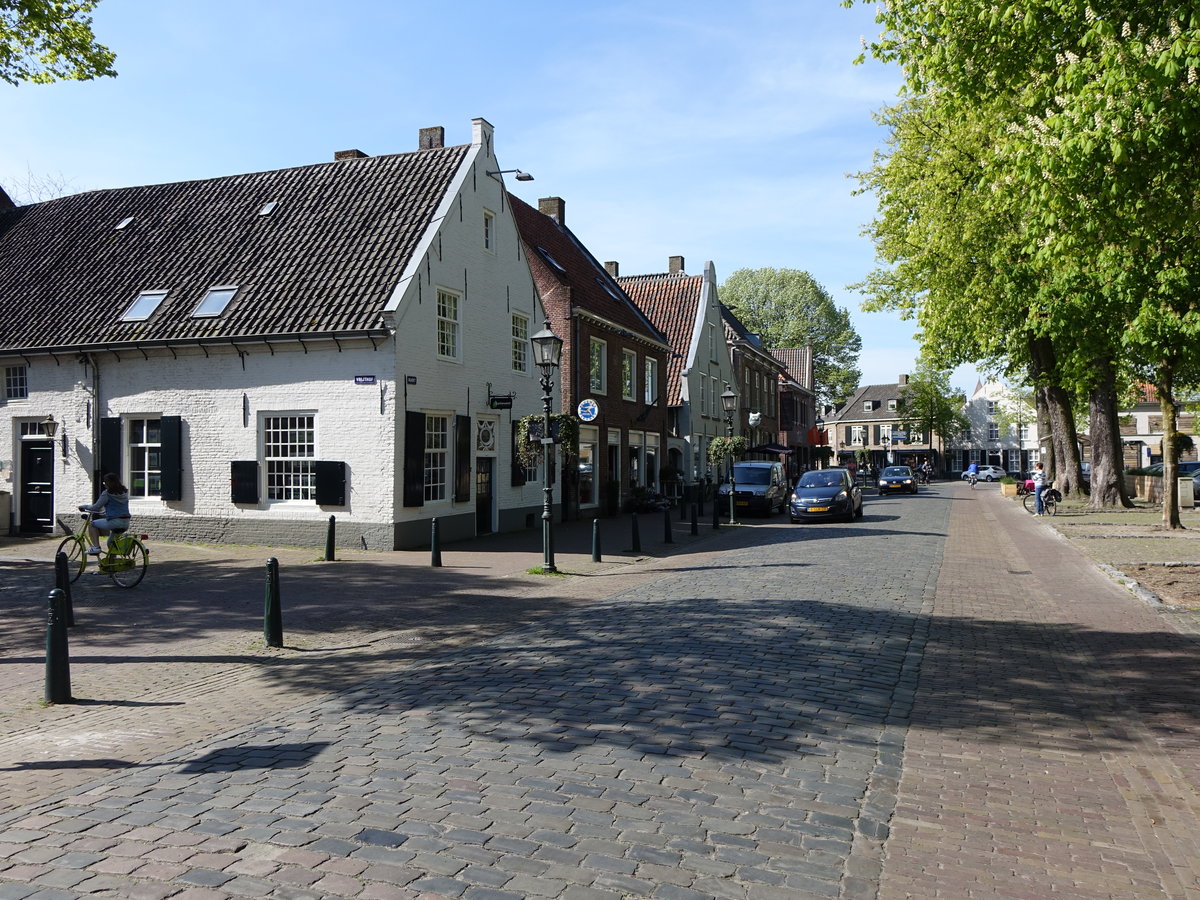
[{"left": 747, "top": 443, "right": 794, "bottom": 455}]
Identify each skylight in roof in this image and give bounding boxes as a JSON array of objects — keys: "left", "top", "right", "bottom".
[
  {"left": 258, "top": 201, "right": 279, "bottom": 216},
  {"left": 115, "top": 217, "right": 135, "bottom": 230},
  {"left": 122, "top": 290, "right": 168, "bottom": 322},
  {"left": 192, "top": 286, "right": 238, "bottom": 318},
  {"left": 535, "top": 246, "right": 567, "bottom": 277}
]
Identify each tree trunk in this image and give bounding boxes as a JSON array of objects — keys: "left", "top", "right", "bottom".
[
  {"left": 1030, "top": 337, "right": 1084, "bottom": 495},
  {"left": 1157, "top": 368, "right": 1183, "bottom": 529},
  {"left": 1035, "top": 387, "right": 1053, "bottom": 477},
  {"left": 1087, "top": 358, "right": 1134, "bottom": 508}
]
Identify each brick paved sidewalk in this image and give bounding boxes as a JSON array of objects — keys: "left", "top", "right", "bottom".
[{"left": 879, "top": 483, "right": 1200, "bottom": 899}]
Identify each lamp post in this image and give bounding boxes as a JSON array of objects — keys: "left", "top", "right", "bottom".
[
  {"left": 814, "top": 416, "right": 824, "bottom": 470},
  {"left": 721, "top": 387, "right": 738, "bottom": 524},
  {"left": 530, "top": 320, "right": 563, "bottom": 573}
]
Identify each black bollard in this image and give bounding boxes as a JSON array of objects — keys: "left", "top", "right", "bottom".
[
  {"left": 712, "top": 498, "right": 720, "bottom": 530},
  {"left": 54, "top": 551, "right": 74, "bottom": 628},
  {"left": 592, "top": 517, "right": 602, "bottom": 562},
  {"left": 691, "top": 502, "right": 698, "bottom": 536},
  {"left": 679, "top": 494, "right": 687, "bottom": 521},
  {"left": 430, "top": 517, "right": 442, "bottom": 568},
  {"left": 631, "top": 512, "right": 641, "bottom": 553},
  {"left": 324, "top": 515, "right": 336, "bottom": 562},
  {"left": 698, "top": 486, "right": 705, "bottom": 517},
  {"left": 663, "top": 506, "right": 674, "bottom": 544},
  {"left": 264, "top": 557, "right": 283, "bottom": 648},
  {"left": 45, "top": 588, "right": 72, "bottom": 704}
]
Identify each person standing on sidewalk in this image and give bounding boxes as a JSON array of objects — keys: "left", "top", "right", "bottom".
[{"left": 1031, "top": 461, "right": 1047, "bottom": 515}]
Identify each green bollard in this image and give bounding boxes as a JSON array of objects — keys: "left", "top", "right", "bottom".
[
  {"left": 663, "top": 507, "right": 674, "bottom": 544},
  {"left": 691, "top": 503, "right": 698, "bottom": 536},
  {"left": 592, "top": 517, "right": 602, "bottom": 562},
  {"left": 631, "top": 512, "right": 641, "bottom": 553},
  {"left": 54, "top": 551, "right": 74, "bottom": 628},
  {"left": 45, "top": 588, "right": 72, "bottom": 704},
  {"left": 264, "top": 557, "right": 283, "bottom": 648},
  {"left": 431, "top": 517, "right": 442, "bottom": 567},
  {"left": 324, "top": 515, "right": 336, "bottom": 562}
]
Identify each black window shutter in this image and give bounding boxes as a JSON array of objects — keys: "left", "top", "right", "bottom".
[
  {"left": 314, "top": 460, "right": 346, "bottom": 506},
  {"left": 159, "top": 416, "right": 183, "bottom": 501},
  {"left": 873, "top": 424, "right": 881, "bottom": 444},
  {"left": 454, "top": 415, "right": 471, "bottom": 502},
  {"left": 511, "top": 422, "right": 527, "bottom": 486},
  {"left": 845, "top": 425, "right": 852, "bottom": 445},
  {"left": 98, "top": 417, "right": 122, "bottom": 480},
  {"left": 403, "top": 410, "right": 425, "bottom": 507},
  {"left": 231, "top": 460, "right": 259, "bottom": 503}
]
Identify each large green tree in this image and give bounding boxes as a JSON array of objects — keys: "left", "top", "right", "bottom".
[
  {"left": 1, "top": 0, "right": 115, "bottom": 86},
  {"left": 719, "top": 268, "right": 862, "bottom": 406}
]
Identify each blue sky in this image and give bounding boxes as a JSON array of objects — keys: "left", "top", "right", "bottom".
[{"left": 1, "top": 0, "right": 978, "bottom": 394}]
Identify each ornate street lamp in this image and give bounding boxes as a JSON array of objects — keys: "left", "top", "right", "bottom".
[
  {"left": 530, "top": 320, "right": 564, "bottom": 573},
  {"left": 721, "top": 387, "right": 738, "bottom": 524}
]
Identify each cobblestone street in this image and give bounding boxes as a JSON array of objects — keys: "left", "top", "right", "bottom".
[{"left": 0, "top": 483, "right": 1197, "bottom": 898}]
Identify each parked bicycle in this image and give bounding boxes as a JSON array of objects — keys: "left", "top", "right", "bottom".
[
  {"left": 56, "top": 512, "right": 149, "bottom": 587},
  {"left": 1022, "top": 483, "right": 1062, "bottom": 516}
]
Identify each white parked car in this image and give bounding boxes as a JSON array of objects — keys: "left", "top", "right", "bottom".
[{"left": 961, "top": 465, "right": 1007, "bottom": 482}]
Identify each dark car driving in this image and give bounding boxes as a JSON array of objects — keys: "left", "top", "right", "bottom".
[
  {"left": 788, "top": 467, "right": 863, "bottom": 523},
  {"left": 877, "top": 465, "right": 918, "bottom": 494}
]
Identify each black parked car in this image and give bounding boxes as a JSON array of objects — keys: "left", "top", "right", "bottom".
[
  {"left": 788, "top": 467, "right": 863, "bottom": 523},
  {"left": 877, "top": 465, "right": 918, "bottom": 495}
]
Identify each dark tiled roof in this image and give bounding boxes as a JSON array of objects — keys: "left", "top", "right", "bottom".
[
  {"left": 617, "top": 272, "right": 703, "bottom": 407},
  {"left": 0, "top": 146, "right": 469, "bottom": 352},
  {"left": 826, "top": 381, "right": 908, "bottom": 423},
  {"left": 507, "top": 195, "right": 667, "bottom": 347},
  {"left": 771, "top": 347, "right": 812, "bottom": 390}
]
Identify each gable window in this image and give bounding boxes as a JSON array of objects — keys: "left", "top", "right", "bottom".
[
  {"left": 987, "top": 400, "right": 997, "bottom": 416},
  {"left": 5, "top": 366, "right": 27, "bottom": 400},
  {"left": 589, "top": 338, "right": 607, "bottom": 393},
  {"left": 437, "top": 289, "right": 460, "bottom": 359},
  {"left": 424, "top": 414, "right": 449, "bottom": 502},
  {"left": 511, "top": 313, "right": 529, "bottom": 373},
  {"left": 708, "top": 324, "right": 716, "bottom": 361},
  {"left": 264, "top": 414, "right": 315, "bottom": 501},
  {"left": 123, "top": 290, "right": 168, "bottom": 322},
  {"left": 483, "top": 210, "right": 496, "bottom": 252},
  {"left": 988, "top": 422, "right": 1000, "bottom": 441},
  {"left": 193, "top": 286, "right": 237, "bottom": 318},
  {"left": 621, "top": 350, "right": 636, "bottom": 400},
  {"left": 128, "top": 418, "right": 162, "bottom": 498},
  {"left": 699, "top": 376, "right": 707, "bottom": 418},
  {"left": 644, "top": 357, "right": 658, "bottom": 405}
]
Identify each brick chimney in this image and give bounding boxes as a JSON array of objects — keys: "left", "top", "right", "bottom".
[
  {"left": 604, "top": 261, "right": 619, "bottom": 278},
  {"left": 538, "top": 197, "right": 565, "bottom": 225},
  {"left": 898, "top": 374, "right": 909, "bottom": 385},
  {"left": 669, "top": 255, "right": 685, "bottom": 274},
  {"left": 419, "top": 126, "right": 445, "bottom": 150},
  {"left": 334, "top": 149, "right": 368, "bottom": 161}
]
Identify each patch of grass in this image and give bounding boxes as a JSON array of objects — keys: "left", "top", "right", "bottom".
[{"left": 527, "top": 566, "right": 569, "bottom": 577}]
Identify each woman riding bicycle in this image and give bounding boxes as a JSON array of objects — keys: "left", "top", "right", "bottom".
[{"left": 80, "top": 473, "right": 131, "bottom": 555}]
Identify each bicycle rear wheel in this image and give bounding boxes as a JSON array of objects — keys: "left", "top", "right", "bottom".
[
  {"left": 1043, "top": 495, "right": 1057, "bottom": 516},
  {"left": 55, "top": 536, "right": 86, "bottom": 582},
  {"left": 108, "top": 540, "right": 148, "bottom": 588},
  {"left": 1022, "top": 493, "right": 1036, "bottom": 514}
]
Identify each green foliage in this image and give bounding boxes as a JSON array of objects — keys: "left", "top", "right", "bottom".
[
  {"left": 0, "top": 1, "right": 116, "bottom": 86},
  {"left": 720, "top": 268, "right": 862, "bottom": 406},
  {"left": 515, "top": 414, "right": 579, "bottom": 469},
  {"left": 707, "top": 435, "right": 748, "bottom": 467},
  {"left": 898, "top": 358, "right": 970, "bottom": 445}
]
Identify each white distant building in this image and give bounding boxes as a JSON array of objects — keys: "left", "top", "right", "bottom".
[{"left": 947, "top": 381, "right": 1039, "bottom": 476}]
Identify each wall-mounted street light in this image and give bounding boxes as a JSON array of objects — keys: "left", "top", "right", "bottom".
[
  {"left": 721, "top": 387, "right": 738, "bottom": 524},
  {"left": 487, "top": 169, "right": 534, "bottom": 181},
  {"left": 41, "top": 414, "right": 58, "bottom": 439},
  {"left": 530, "top": 320, "right": 564, "bottom": 573}
]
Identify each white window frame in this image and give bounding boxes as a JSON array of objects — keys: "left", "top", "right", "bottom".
[
  {"left": 881, "top": 424, "right": 893, "bottom": 444},
  {"left": 644, "top": 357, "right": 658, "bottom": 405},
  {"left": 436, "top": 289, "right": 460, "bottom": 360},
  {"left": 988, "top": 422, "right": 1000, "bottom": 441},
  {"left": 511, "top": 313, "right": 529, "bottom": 373},
  {"left": 5, "top": 365, "right": 27, "bottom": 400},
  {"left": 851, "top": 425, "right": 865, "bottom": 446},
  {"left": 589, "top": 338, "right": 607, "bottom": 394},
  {"left": 424, "top": 414, "right": 449, "bottom": 502},
  {"left": 263, "top": 413, "right": 316, "bottom": 502},
  {"left": 888, "top": 399, "right": 898, "bottom": 411},
  {"left": 483, "top": 209, "right": 496, "bottom": 253},
  {"left": 127, "top": 417, "right": 162, "bottom": 499},
  {"left": 863, "top": 400, "right": 873, "bottom": 412},
  {"left": 122, "top": 290, "right": 168, "bottom": 322},
  {"left": 193, "top": 285, "right": 238, "bottom": 318},
  {"left": 699, "top": 375, "right": 707, "bottom": 418},
  {"left": 621, "top": 349, "right": 636, "bottom": 401}
]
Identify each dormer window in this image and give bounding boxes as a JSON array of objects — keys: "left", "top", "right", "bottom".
[
  {"left": 193, "top": 286, "right": 238, "bottom": 318},
  {"left": 863, "top": 400, "right": 873, "bottom": 412},
  {"left": 888, "top": 399, "right": 898, "bottom": 411},
  {"left": 122, "top": 290, "right": 168, "bottom": 321}
]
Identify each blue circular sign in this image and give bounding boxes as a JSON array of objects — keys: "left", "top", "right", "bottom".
[{"left": 577, "top": 398, "right": 599, "bottom": 421}]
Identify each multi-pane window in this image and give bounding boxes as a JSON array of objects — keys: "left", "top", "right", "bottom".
[
  {"left": 851, "top": 425, "right": 865, "bottom": 445},
  {"left": 988, "top": 422, "right": 1000, "bottom": 441},
  {"left": 264, "top": 415, "right": 315, "bottom": 501},
  {"left": 589, "top": 338, "right": 607, "bottom": 393},
  {"left": 511, "top": 314, "right": 529, "bottom": 373},
  {"left": 437, "top": 289, "right": 460, "bottom": 359},
  {"left": 644, "top": 357, "right": 658, "bottom": 404},
  {"left": 424, "top": 415, "right": 448, "bottom": 501},
  {"left": 5, "top": 366, "right": 27, "bottom": 400},
  {"left": 128, "top": 418, "right": 162, "bottom": 498},
  {"left": 621, "top": 350, "right": 636, "bottom": 400},
  {"left": 483, "top": 211, "right": 495, "bottom": 252},
  {"left": 881, "top": 424, "right": 893, "bottom": 444},
  {"left": 699, "top": 376, "right": 707, "bottom": 418}
]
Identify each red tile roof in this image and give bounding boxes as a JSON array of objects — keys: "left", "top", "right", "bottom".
[
  {"left": 771, "top": 347, "right": 813, "bottom": 390},
  {"left": 617, "top": 272, "right": 703, "bottom": 407}
]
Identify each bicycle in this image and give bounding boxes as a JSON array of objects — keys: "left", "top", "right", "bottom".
[
  {"left": 56, "top": 512, "right": 149, "bottom": 587},
  {"left": 967, "top": 472, "right": 978, "bottom": 488},
  {"left": 1022, "top": 484, "right": 1061, "bottom": 516}
]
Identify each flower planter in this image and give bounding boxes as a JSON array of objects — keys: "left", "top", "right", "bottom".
[{"left": 1000, "top": 482, "right": 1019, "bottom": 498}]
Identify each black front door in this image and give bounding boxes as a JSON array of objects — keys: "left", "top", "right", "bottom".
[
  {"left": 475, "top": 458, "right": 493, "bottom": 534},
  {"left": 20, "top": 442, "right": 54, "bottom": 534}
]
